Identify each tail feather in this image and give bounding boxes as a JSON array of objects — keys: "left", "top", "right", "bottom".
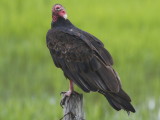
[{"left": 99, "top": 89, "right": 135, "bottom": 113}]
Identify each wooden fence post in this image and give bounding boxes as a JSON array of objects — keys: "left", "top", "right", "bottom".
[{"left": 60, "top": 92, "right": 85, "bottom": 120}]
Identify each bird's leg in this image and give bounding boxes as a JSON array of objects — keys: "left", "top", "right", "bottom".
[
  {"left": 60, "top": 80, "right": 74, "bottom": 107},
  {"left": 62, "top": 80, "right": 74, "bottom": 97}
]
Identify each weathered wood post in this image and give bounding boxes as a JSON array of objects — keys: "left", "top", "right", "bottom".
[{"left": 60, "top": 92, "right": 85, "bottom": 120}]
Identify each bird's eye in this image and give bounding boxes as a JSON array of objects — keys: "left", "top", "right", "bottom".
[{"left": 56, "top": 7, "right": 61, "bottom": 10}]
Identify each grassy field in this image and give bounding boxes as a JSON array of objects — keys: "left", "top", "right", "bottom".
[{"left": 0, "top": 0, "right": 160, "bottom": 119}]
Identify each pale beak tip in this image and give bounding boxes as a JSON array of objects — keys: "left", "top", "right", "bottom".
[{"left": 63, "top": 14, "right": 68, "bottom": 20}]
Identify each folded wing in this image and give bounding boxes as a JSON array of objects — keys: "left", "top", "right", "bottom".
[{"left": 46, "top": 28, "right": 121, "bottom": 93}]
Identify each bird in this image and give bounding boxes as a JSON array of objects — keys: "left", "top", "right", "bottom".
[{"left": 46, "top": 4, "right": 135, "bottom": 113}]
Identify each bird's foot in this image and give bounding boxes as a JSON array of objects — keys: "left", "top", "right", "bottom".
[
  {"left": 61, "top": 90, "right": 72, "bottom": 97},
  {"left": 60, "top": 90, "right": 73, "bottom": 107}
]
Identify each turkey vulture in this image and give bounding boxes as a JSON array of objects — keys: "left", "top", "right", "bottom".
[{"left": 46, "top": 4, "right": 135, "bottom": 113}]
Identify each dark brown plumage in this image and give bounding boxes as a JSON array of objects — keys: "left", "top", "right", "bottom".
[{"left": 46, "top": 4, "right": 135, "bottom": 113}]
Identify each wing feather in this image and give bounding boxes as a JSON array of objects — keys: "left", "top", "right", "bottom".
[{"left": 46, "top": 29, "right": 121, "bottom": 93}]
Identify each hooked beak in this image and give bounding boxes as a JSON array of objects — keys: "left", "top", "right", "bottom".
[
  {"left": 63, "top": 14, "right": 67, "bottom": 20},
  {"left": 59, "top": 10, "right": 67, "bottom": 20}
]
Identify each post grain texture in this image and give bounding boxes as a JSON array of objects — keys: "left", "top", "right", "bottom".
[{"left": 61, "top": 92, "right": 85, "bottom": 120}]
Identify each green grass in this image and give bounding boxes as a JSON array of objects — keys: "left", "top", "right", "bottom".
[{"left": 0, "top": 0, "right": 160, "bottom": 119}]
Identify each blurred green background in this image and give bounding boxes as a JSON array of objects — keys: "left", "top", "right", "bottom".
[{"left": 0, "top": 0, "right": 160, "bottom": 119}]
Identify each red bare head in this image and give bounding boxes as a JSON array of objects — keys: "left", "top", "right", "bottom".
[{"left": 52, "top": 4, "right": 67, "bottom": 22}]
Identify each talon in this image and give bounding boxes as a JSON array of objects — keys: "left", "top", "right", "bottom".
[
  {"left": 60, "top": 90, "right": 73, "bottom": 107},
  {"left": 60, "top": 95, "right": 66, "bottom": 107},
  {"left": 60, "top": 96, "right": 67, "bottom": 107},
  {"left": 60, "top": 90, "right": 72, "bottom": 96},
  {"left": 64, "top": 90, "right": 72, "bottom": 97},
  {"left": 60, "top": 92, "right": 66, "bottom": 95}
]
